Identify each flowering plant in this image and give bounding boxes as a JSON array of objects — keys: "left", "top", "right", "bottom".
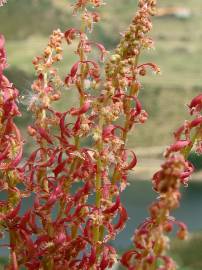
[{"left": 0, "top": 0, "right": 201, "bottom": 269}]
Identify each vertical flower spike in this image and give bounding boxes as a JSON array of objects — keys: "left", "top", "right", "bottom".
[
  {"left": 121, "top": 88, "right": 202, "bottom": 268},
  {"left": 86, "top": 0, "right": 159, "bottom": 267},
  {"left": 0, "top": 34, "right": 25, "bottom": 270}
]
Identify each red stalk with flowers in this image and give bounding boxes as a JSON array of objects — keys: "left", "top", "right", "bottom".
[{"left": 0, "top": 0, "right": 201, "bottom": 269}]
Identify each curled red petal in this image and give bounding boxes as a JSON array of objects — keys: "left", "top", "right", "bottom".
[
  {"left": 29, "top": 212, "right": 38, "bottom": 233},
  {"left": 89, "top": 247, "right": 96, "bottom": 266},
  {"left": 190, "top": 116, "right": 202, "bottom": 128},
  {"left": 70, "top": 61, "right": 80, "bottom": 77},
  {"left": 100, "top": 249, "right": 109, "bottom": 270},
  {"left": 64, "top": 28, "right": 81, "bottom": 44},
  {"left": 25, "top": 148, "right": 41, "bottom": 165},
  {"left": 121, "top": 250, "right": 139, "bottom": 268},
  {"left": 83, "top": 60, "right": 98, "bottom": 69},
  {"left": 19, "top": 211, "right": 31, "bottom": 229},
  {"left": 124, "top": 95, "right": 142, "bottom": 116},
  {"left": 53, "top": 160, "right": 67, "bottom": 176},
  {"left": 122, "top": 150, "right": 137, "bottom": 170},
  {"left": 37, "top": 127, "right": 53, "bottom": 144},
  {"left": 87, "top": 41, "right": 107, "bottom": 61},
  {"left": 180, "top": 161, "right": 194, "bottom": 185},
  {"left": 103, "top": 196, "right": 120, "bottom": 214},
  {"left": 102, "top": 125, "right": 125, "bottom": 141},
  {"left": 114, "top": 205, "right": 128, "bottom": 231},
  {"left": 39, "top": 149, "right": 58, "bottom": 167},
  {"left": 72, "top": 117, "right": 81, "bottom": 132},
  {"left": 74, "top": 181, "right": 91, "bottom": 203},
  {"left": 70, "top": 101, "right": 91, "bottom": 116},
  {"left": 134, "top": 96, "right": 142, "bottom": 115},
  {"left": 42, "top": 186, "right": 62, "bottom": 210},
  {"left": 20, "top": 230, "right": 35, "bottom": 253},
  {"left": 189, "top": 94, "right": 202, "bottom": 109},
  {"left": 64, "top": 61, "right": 81, "bottom": 85},
  {"left": 6, "top": 201, "right": 21, "bottom": 219},
  {"left": 59, "top": 111, "right": 71, "bottom": 137},
  {"left": 138, "top": 62, "right": 160, "bottom": 74},
  {"left": 165, "top": 140, "right": 191, "bottom": 157},
  {"left": 83, "top": 219, "right": 93, "bottom": 239},
  {"left": 174, "top": 124, "right": 186, "bottom": 140}
]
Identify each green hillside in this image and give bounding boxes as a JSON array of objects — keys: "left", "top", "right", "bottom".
[{"left": 0, "top": 0, "right": 202, "bottom": 147}]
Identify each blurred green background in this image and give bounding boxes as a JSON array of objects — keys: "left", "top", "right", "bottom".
[{"left": 0, "top": 0, "right": 202, "bottom": 269}]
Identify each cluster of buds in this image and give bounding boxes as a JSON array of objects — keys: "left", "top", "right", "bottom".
[
  {"left": 73, "top": 0, "right": 104, "bottom": 10},
  {"left": 72, "top": 0, "right": 103, "bottom": 31},
  {"left": 105, "top": 0, "right": 157, "bottom": 86},
  {"left": 121, "top": 95, "right": 202, "bottom": 269},
  {"left": 29, "top": 29, "right": 64, "bottom": 140},
  {"left": 33, "top": 29, "right": 64, "bottom": 73}
]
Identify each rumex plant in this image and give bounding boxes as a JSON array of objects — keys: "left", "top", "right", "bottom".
[
  {"left": 121, "top": 93, "right": 202, "bottom": 270},
  {"left": 0, "top": 0, "right": 201, "bottom": 269},
  {"left": 0, "top": 34, "right": 25, "bottom": 269}
]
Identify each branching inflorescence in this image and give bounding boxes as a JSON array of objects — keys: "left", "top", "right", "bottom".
[
  {"left": 0, "top": 0, "right": 201, "bottom": 269},
  {"left": 121, "top": 93, "right": 202, "bottom": 270}
]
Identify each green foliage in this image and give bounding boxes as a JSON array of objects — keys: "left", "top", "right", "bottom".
[
  {"left": 0, "top": 257, "right": 7, "bottom": 268},
  {"left": 170, "top": 233, "right": 202, "bottom": 270},
  {"left": 188, "top": 152, "right": 202, "bottom": 171}
]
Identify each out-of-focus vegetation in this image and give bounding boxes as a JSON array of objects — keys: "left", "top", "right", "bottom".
[
  {"left": 169, "top": 233, "right": 202, "bottom": 270},
  {"left": 116, "top": 233, "right": 202, "bottom": 270},
  {"left": 188, "top": 152, "right": 202, "bottom": 171}
]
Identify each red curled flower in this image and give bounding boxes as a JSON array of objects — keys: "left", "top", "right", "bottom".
[
  {"left": 103, "top": 196, "right": 120, "bottom": 214},
  {"left": 121, "top": 250, "right": 140, "bottom": 268},
  {"left": 113, "top": 205, "right": 128, "bottom": 231},
  {"left": 190, "top": 116, "right": 202, "bottom": 128},
  {"left": 64, "top": 28, "right": 81, "bottom": 44},
  {"left": 122, "top": 150, "right": 137, "bottom": 171},
  {"left": 188, "top": 94, "right": 202, "bottom": 115},
  {"left": 102, "top": 124, "right": 125, "bottom": 141},
  {"left": 37, "top": 127, "right": 53, "bottom": 144},
  {"left": 137, "top": 62, "right": 160, "bottom": 75},
  {"left": 86, "top": 41, "right": 108, "bottom": 61},
  {"left": 165, "top": 140, "right": 191, "bottom": 157},
  {"left": 70, "top": 100, "right": 91, "bottom": 116}
]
